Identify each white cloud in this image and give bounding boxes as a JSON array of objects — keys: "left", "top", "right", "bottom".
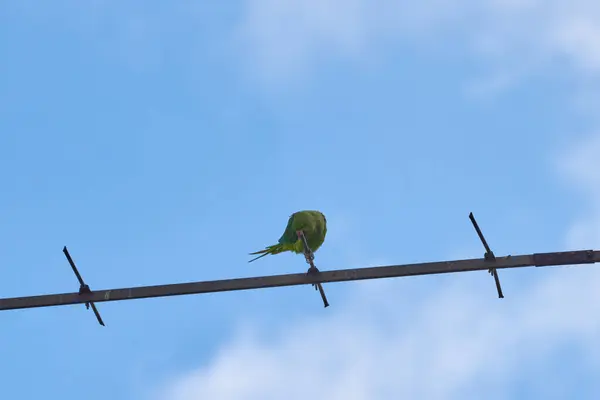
[
  {"left": 157, "top": 136, "right": 600, "bottom": 397},
  {"left": 11, "top": 0, "right": 600, "bottom": 89},
  {"left": 236, "top": 0, "right": 600, "bottom": 85},
  {"left": 158, "top": 264, "right": 600, "bottom": 400},
  {"left": 155, "top": 3, "right": 600, "bottom": 399}
]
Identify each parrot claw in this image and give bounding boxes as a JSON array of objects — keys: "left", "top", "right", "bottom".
[{"left": 304, "top": 252, "right": 315, "bottom": 265}]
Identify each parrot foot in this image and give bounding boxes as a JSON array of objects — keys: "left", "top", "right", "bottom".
[
  {"left": 307, "top": 265, "right": 319, "bottom": 275},
  {"left": 307, "top": 266, "right": 320, "bottom": 290}
]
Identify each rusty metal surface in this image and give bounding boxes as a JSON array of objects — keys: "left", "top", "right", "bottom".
[
  {"left": 0, "top": 250, "right": 598, "bottom": 312},
  {"left": 533, "top": 250, "right": 596, "bottom": 267}
]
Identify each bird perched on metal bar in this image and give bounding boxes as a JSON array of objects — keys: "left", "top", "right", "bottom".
[{"left": 248, "top": 210, "right": 327, "bottom": 267}]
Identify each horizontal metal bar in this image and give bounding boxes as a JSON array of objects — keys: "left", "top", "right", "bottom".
[{"left": 0, "top": 250, "right": 598, "bottom": 311}]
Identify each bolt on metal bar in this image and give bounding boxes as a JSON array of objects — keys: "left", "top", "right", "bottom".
[{"left": 0, "top": 250, "right": 598, "bottom": 313}]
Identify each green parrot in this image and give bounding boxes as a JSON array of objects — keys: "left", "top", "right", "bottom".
[{"left": 248, "top": 210, "right": 327, "bottom": 265}]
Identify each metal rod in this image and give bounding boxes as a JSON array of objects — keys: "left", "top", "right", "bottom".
[
  {"left": 469, "top": 212, "right": 504, "bottom": 298},
  {"left": 62, "top": 246, "right": 105, "bottom": 326},
  {"left": 89, "top": 303, "right": 105, "bottom": 326},
  {"left": 491, "top": 269, "right": 504, "bottom": 298},
  {"left": 0, "top": 250, "right": 597, "bottom": 312},
  {"left": 469, "top": 213, "right": 493, "bottom": 256}
]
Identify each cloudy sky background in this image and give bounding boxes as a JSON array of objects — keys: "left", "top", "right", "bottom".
[{"left": 1, "top": 1, "right": 600, "bottom": 399}]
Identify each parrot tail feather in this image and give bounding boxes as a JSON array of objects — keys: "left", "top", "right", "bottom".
[
  {"left": 248, "top": 243, "right": 289, "bottom": 263},
  {"left": 247, "top": 251, "right": 270, "bottom": 263}
]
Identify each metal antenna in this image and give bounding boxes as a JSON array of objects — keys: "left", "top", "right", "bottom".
[
  {"left": 1, "top": 249, "right": 598, "bottom": 314},
  {"left": 469, "top": 213, "right": 504, "bottom": 298},
  {"left": 63, "top": 246, "right": 105, "bottom": 326},
  {"left": 297, "top": 231, "right": 330, "bottom": 308}
]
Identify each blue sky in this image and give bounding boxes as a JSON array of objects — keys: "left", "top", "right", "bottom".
[{"left": 1, "top": 1, "right": 600, "bottom": 399}]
